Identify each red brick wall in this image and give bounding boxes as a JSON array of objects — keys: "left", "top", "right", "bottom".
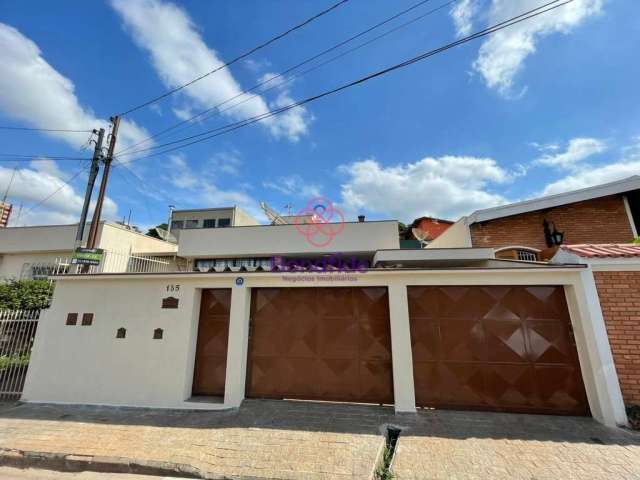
[
  {"left": 470, "top": 195, "right": 634, "bottom": 250},
  {"left": 594, "top": 270, "right": 640, "bottom": 405}
]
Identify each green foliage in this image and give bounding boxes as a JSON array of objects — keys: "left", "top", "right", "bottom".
[
  {"left": 0, "top": 280, "right": 53, "bottom": 310},
  {"left": 375, "top": 444, "right": 396, "bottom": 480},
  {"left": 146, "top": 223, "right": 168, "bottom": 239},
  {"left": 0, "top": 354, "right": 30, "bottom": 372},
  {"left": 627, "top": 404, "right": 640, "bottom": 430},
  {"left": 633, "top": 237, "right": 640, "bottom": 245}
]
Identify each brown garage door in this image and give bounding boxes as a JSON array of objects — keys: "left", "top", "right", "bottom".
[
  {"left": 192, "top": 289, "right": 231, "bottom": 396},
  {"left": 247, "top": 287, "right": 394, "bottom": 404},
  {"left": 408, "top": 286, "right": 589, "bottom": 415}
]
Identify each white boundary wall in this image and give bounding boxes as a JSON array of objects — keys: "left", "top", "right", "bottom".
[{"left": 22, "top": 267, "right": 627, "bottom": 427}]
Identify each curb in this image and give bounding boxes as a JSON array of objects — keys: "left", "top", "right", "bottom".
[{"left": 0, "top": 448, "right": 205, "bottom": 478}]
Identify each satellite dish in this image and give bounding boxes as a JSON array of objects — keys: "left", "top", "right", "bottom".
[
  {"left": 260, "top": 201, "right": 288, "bottom": 225},
  {"left": 412, "top": 227, "right": 430, "bottom": 247},
  {"left": 154, "top": 227, "right": 177, "bottom": 243}
]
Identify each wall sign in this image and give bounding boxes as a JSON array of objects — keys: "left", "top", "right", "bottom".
[
  {"left": 162, "top": 296, "right": 179, "bottom": 309},
  {"left": 235, "top": 277, "right": 244, "bottom": 286},
  {"left": 71, "top": 247, "right": 104, "bottom": 266}
]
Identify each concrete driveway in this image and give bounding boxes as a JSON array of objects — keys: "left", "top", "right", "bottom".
[{"left": 0, "top": 400, "right": 637, "bottom": 480}]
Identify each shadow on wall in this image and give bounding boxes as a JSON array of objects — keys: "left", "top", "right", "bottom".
[{"left": 1, "top": 399, "right": 638, "bottom": 446}]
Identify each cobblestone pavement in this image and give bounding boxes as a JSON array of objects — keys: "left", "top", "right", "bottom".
[
  {"left": 0, "top": 401, "right": 638, "bottom": 480},
  {"left": 392, "top": 409, "right": 640, "bottom": 480},
  {"left": 0, "top": 400, "right": 390, "bottom": 480}
]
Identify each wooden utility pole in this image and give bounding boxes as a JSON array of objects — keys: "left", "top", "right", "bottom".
[
  {"left": 75, "top": 128, "right": 105, "bottom": 248},
  {"left": 87, "top": 116, "right": 120, "bottom": 248}
]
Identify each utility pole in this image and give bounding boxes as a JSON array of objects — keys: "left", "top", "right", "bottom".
[
  {"left": 87, "top": 116, "right": 120, "bottom": 248},
  {"left": 75, "top": 128, "right": 105, "bottom": 248},
  {"left": 166, "top": 204, "right": 176, "bottom": 237}
]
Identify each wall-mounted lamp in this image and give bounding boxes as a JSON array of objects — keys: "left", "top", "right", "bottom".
[{"left": 543, "top": 219, "right": 564, "bottom": 247}]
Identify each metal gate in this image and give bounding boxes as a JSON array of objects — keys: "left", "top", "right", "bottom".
[
  {"left": 0, "top": 309, "right": 39, "bottom": 400},
  {"left": 408, "top": 286, "right": 589, "bottom": 415},
  {"left": 246, "top": 287, "right": 394, "bottom": 404}
]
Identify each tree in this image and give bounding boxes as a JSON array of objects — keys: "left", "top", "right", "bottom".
[
  {"left": 146, "top": 223, "right": 168, "bottom": 239},
  {"left": 0, "top": 280, "right": 54, "bottom": 310}
]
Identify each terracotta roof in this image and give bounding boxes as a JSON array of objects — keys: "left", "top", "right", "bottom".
[{"left": 560, "top": 244, "right": 640, "bottom": 258}]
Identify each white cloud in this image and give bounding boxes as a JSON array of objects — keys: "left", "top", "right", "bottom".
[
  {"left": 542, "top": 161, "right": 640, "bottom": 195},
  {"left": 451, "top": 0, "right": 479, "bottom": 37},
  {"left": 167, "top": 154, "right": 198, "bottom": 189},
  {"left": 338, "top": 156, "right": 510, "bottom": 221},
  {"left": 263, "top": 175, "right": 322, "bottom": 198},
  {"left": 535, "top": 137, "right": 607, "bottom": 169},
  {"left": 110, "top": 0, "right": 311, "bottom": 142},
  {"left": 473, "top": 0, "right": 604, "bottom": 96},
  {"left": 541, "top": 136, "right": 640, "bottom": 195},
  {"left": 0, "top": 162, "right": 118, "bottom": 226},
  {"left": 209, "top": 151, "right": 243, "bottom": 176},
  {"left": 162, "top": 153, "right": 258, "bottom": 213},
  {"left": 0, "top": 23, "right": 150, "bottom": 152}
]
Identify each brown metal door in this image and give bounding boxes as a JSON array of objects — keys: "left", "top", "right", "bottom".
[
  {"left": 247, "top": 287, "right": 394, "bottom": 404},
  {"left": 408, "top": 286, "right": 589, "bottom": 415},
  {"left": 192, "top": 289, "right": 231, "bottom": 396}
]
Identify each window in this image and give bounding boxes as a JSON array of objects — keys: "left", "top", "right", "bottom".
[
  {"left": 81, "top": 313, "right": 93, "bottom": 326},
  {"left": 203, "top": 219, "right": 216, "bottom": 228},
  {"left": 116, "top": 328, "right": 126, "bottom": 339},
  {"left": 185, "top": 219, "right": 199, "bottom": 229},
  {"left": 66, "top": 313, "right": 78, "bottom": 326},
  {"left": 217, "top": 218, "right": 231, "bottom": 228},
  {"left": 495, "top": 247, "right": 540, "bottom": 262},
  {"left": 170, "top": 220, "right": 184, "bottom": 230},
  {"left": 153, "top": 328, "right": 163, "bottom": 340}
]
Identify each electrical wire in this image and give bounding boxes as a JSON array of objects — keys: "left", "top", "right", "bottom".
[
  {"left": 115, "top": 0, "right": 574, "bottom": 165},
  {"left": 116, "top": 0, "right": 351, "bottom": 117},
  {"left": 115, "top": 0, "right": 447, "bottom": 155},
  {"left": 21, "top": 165, "right": 89, "bottom": 217},
  {"left": 0, "top": 126, "right": 92, "bottom": 133},
  {"left": 0, "top": 154, "right": 88, "bottom": 161}
]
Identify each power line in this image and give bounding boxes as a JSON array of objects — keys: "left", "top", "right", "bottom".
[
  {"left": 0, "top": 126, "right": 92, "bottom": 133},
  {"left": 0, "top": 154, "right": 88, "bottom": 161},
  {"left": 115, "top": 0, "right": 447, "bottom": 155},
  {"left": 21, "top": 165, "right": 89, "bottom": 217},
  {"left": 116, "top": 0, "right": 574, "bottom": 164},
  {"left": 116, "top": 0, "right": 351, "bottom": 117}
]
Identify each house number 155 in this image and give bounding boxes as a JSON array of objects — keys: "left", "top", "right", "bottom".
[{"left": 166, "top": 284, "right": 180, "bottom": 292}]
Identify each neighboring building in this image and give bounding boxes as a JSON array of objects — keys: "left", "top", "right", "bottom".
[
  {"left": 402, "top": 216, "right": 453, "bottom": 244},
  {"left": 0, "top": 221, "right": 177, "bottom": 280},
  {"left": 0, "top": 201, "right": 11, "bottom": 228},
  {"left": 429, "top": 176, "right": 640, "bottom": 261},
  {"left": 169, "top": 206, "right": 259, "bottom": 240},
  {"left": 20, "top": 214, "right": 627, "bottom": 428},
  {"left": 552, "top": 244, "right": 640, "bottom": 405}
]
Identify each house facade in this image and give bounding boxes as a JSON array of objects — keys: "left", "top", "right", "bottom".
[
  {"left": 429, "top": 176, "right": 640, "bottom": 259},
  {"left": 169, "top": 206, "right": 259, "bottom": 240},
  {"left": 0, "top": 221, "right": 177, "bottom": 280},
  {"left": 21, "top": 215, "right": 627, "bottom": 427},
  {"left": 552, "top": 244, "right": 640, "bottom": 405}
]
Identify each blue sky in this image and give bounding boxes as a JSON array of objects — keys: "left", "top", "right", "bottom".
[{"left": 0, "top": 0, "right": 638, "bottom": 229}]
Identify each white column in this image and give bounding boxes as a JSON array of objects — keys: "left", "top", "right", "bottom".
[
  {"left": 564, "top": 269, "right": 627, "bottom": 427},
  {"left": 224, "top": 285, "right": 251, "bottom": 407},
  {"left": 387, "top": 283, "right": 416, "bottom": 412}
]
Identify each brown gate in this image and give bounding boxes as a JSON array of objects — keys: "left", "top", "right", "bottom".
[
  {"left": 192, "top": 289, "right": 231, "bottom": 396},
  {"left": 247, "top": 287, "right": 394, "bottom": 404},
  {"left": 408, "top": 286, "right": 589, "bottom": 415}
]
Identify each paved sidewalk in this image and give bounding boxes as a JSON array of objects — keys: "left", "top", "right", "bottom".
[
  {"left": 0, "top": 466, "right": 184, "bottom": 479},
  {"left": 0, "top": 400, "right": 390, "bottom": 480},
  {"left": 0, "top": 400, "right": 637, "bottom": 480},
  {"left": 392, "top": 410, "right": 640, "bottom": 480}
]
